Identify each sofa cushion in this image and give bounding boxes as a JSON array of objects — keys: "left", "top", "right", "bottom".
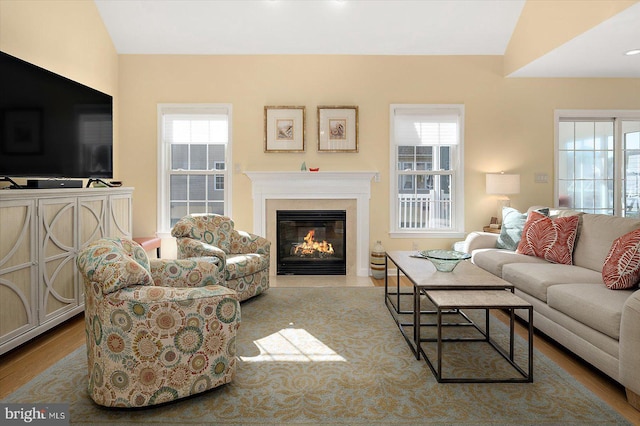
[
  {"left": 602, "top": 229, "right": 640, "bottom": 290},
  {"left": 516, "top": 211, "right": 579, "bottom": 265},
  {"left": 496, "top": 207, "right": 550, "bottom": 251},
  {"left": 225, "top": 253, "right": 269, "bottom": 280},
  {"left": 496, "top": 207, "right": 527, "bottom": 251},
  {"left": 573, "top": 214, "right": 640, "bottom": 272},
  {"left": 547, "top": 283, "right": 634, "bottom": 340},
  {"left": 472, "top": 249, "right": 548, "bottom": 278},
  {"left": 502, "top": 263, "right": 603, "bottom": 302}
]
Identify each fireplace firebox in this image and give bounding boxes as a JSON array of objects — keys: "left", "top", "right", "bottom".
[{"left": 276, "top": 210, "right": 346, "bottom": 275}]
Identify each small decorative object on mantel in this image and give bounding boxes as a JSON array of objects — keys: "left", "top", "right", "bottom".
[
  {"left": 300, "top": 161, "right": 307, "bottom": 171},
  {"left": 309, "top": 167, "right": 319, "bottom": 172},
  {"left": 317, "top": 105, "right": 358, "bottom": 152},
  {"left": 264, "top": 106, "right": 306, "bottom": 152},
  {"left": 370, "top": 240, "right": 386, "bottom": 279}
]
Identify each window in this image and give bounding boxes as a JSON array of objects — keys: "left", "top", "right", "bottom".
[
  {"left": 555, "top": 110, "right": 640, "bottom": 217},
  {"left": 158, "top": 104, "right": 232, "bottom": 235},
  {"left": 390, "top": 104, "right": 464, "bottom": 237}
]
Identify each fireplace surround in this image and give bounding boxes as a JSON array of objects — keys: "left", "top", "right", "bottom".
[{"left": 245, "top": 171, "right": 376, "bottom": 276}]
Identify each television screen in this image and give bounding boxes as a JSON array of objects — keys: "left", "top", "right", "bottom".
[{"left": 0, "top": 51, "right": 113, "bottom": 179}]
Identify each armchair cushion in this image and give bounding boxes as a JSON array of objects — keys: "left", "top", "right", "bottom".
[
  {"left": 172, "top": 214, "right": 234, "bottom": 253},
  {"left": 77, "top": 238, "right": 153, "bottom": 294},
  {"left": 230, "top": 230, "right": 271, "bottom": 256},
  {"left": 176, "top": 239, "right": 227, "bottom": 260},
  {"left": 149, "top": 257, "right": 222, "bottom": 288},
  {"left": 226, "top": 254, "right": 270, "bottom": 281}
]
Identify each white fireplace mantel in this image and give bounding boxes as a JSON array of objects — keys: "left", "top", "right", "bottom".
[{"left": 245, "top": 171, "right": 377, "bottom": 276}]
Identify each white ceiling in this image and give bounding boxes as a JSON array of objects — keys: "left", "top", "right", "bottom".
[{"left": 94, "top": 0, "right": 640, "bottom": 78}]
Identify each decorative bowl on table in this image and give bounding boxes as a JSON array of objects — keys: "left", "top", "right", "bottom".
[{"left": 420, "top": 249, "right": 471, "bottom": 272}]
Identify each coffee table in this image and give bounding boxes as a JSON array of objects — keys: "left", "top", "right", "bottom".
[{"left": 384, "top": 251, "right": 533, "bottom": 383}]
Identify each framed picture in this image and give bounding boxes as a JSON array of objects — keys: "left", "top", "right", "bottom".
[
  {"left": 2, "top": 109, "right": 42, "bottom": 154},
  {"left": 264, "top": 106, "right": 305, "bottom": 152},
  {"left": 317, "top": 106, "right": 358, "bottom": 152}
]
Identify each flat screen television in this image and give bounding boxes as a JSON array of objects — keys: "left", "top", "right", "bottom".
[{"left": 0, "top": 51, "right": 113, "bottom": 179}]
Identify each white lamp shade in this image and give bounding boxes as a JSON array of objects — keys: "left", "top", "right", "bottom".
[{"left": 486, "top": 173, "right": 520, "bottom": 195}]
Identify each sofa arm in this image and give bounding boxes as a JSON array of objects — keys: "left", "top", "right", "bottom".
[
  {"left": 149, "top": 257, "right": 224, "bottom": 287},
  {"left": 620, "top": 289, "right": 640, "bottom": 397},
  {"left": 460, "top": 231, "right": 499, "bottom": 254}
]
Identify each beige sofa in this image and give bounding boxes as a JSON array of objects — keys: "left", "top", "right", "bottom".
[{"left": 462, "top": 208, "right": 640, "bottom": 410}]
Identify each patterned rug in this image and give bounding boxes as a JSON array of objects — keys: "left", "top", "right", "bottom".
[{"left": 4, "top": 286, "right": 630, "bottom": 425}]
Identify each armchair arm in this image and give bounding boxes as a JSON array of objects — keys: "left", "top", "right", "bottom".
[
  {"left": 176, "top": 238, "right": 227, "bottom": 262},
  {"left": 460, "top": 231, "right": 499, "bottom": 254},
  {"left": 231, "top": 230, "right": 271, "bottom": 255},
  {"left": 620, "top": 289, "right": 640, "bottom": 396},
  {"left": 149, "top": 257, "right": 224, "bottom": 287}
]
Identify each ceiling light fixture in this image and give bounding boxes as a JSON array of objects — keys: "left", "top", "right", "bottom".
[{"left": 625, "top": 49, "right": 640, "bottom": 56}]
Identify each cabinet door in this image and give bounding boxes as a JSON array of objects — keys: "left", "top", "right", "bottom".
[
  {"left": 79, "top": 195, "right": 108, "bottom": 247},
  {"left": 38, "top": 198, "right": 78, "bottom": 324},
  {"left": 109, "top": 193, "right": 132, "bottom": 238},
  {"left": 78, "top": 195, "right": 109, "bottom": 306},
  {"left": 0, "top": 200, "right": 37, "bottom": 345}
]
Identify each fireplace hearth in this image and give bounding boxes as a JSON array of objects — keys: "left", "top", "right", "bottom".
[{"left": 277, "top": 210, "right": 346, "bottom": 275}]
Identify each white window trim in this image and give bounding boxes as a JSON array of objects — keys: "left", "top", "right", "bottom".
[
  {"left": 157, "top": 103, "right": 233, "bottom": 237},
  {"left": 389, "top": 104, "right": 465, "bottom": 238},
  {"left": 554, "top": 109, "right": 640, "bottom": 215}
]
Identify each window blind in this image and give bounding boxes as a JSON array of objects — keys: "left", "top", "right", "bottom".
[
  {"left": 163, "top": 113, "right": 229, "bottom": 145},
  {"left": 393, "top": 108, "right": 459, "bottom": 145}
]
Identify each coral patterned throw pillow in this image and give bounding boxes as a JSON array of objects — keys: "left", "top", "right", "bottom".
[
  {"left": 516, "top": 210, "right": 579, "bottom": 265},
  {"left": 602, "top": 229, "right": 640, "bottom": 290}
]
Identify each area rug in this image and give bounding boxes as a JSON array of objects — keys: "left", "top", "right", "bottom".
[{"left": 4, "top": 287, "right": 630, "bottom": 425}]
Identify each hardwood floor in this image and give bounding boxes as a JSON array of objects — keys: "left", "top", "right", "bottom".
[
  {"left": 1, "top": 276, "right": 639, "bottom": 425},
  {"left": 0, "top": 314, "right": 85, "bottom": 399}
]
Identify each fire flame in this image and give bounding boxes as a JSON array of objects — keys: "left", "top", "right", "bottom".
[{"left": 293, "top": 230, "right": 334, "bottom": 256}]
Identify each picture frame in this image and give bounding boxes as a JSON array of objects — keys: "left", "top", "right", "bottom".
[
  {"left": 2, "top": 109, "right": 42, "bottom": 154},
  {"left": 264, "top": 106, "right": 305, "bottom": 152},
  {"left": 317, "top": 106, "right": 358, "bottom": 152}
]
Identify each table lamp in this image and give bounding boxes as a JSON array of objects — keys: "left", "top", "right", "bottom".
[{"left": 486, "top": 172, "right": 520, "bottom": 223}]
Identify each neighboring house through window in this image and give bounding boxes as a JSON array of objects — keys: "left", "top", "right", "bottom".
[
  {"left": 389, "top": 104, "right": 465, "bottom": 238},
  {"left": 157, "top": 104, "right": 232, "bottom": 235},
  {"left": 555, "top": 110, "right": 640, "bottom": 217}
]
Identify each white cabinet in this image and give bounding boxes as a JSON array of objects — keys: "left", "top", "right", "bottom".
[{"left": 0, "top": 187, "right": 133, "bottom": 354}]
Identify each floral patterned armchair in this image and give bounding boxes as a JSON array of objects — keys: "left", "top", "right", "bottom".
[
  {"left": 171, "top": 214, "right": 270, "bottom": 301},
  {"left": 76, "top": 237, "right": 240, "bottom": 407}
]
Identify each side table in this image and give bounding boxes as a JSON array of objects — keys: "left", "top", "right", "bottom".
[{"left": 482, "top": 226, "right": 501, "bottom": 234}]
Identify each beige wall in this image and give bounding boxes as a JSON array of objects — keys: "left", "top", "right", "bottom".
[
  {"left": 2, "top": 1, "right": 640, "bottom": 253},
  {"left": 0, "top": 0, "right": 119, "bottom": 173},
  {"left": 119, "top": 54, "right": 640, "bottom": 251}
]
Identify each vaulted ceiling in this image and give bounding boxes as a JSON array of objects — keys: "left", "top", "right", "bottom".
[{"left": 95, "top": 0, "right": 640, "bottom": 78}]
